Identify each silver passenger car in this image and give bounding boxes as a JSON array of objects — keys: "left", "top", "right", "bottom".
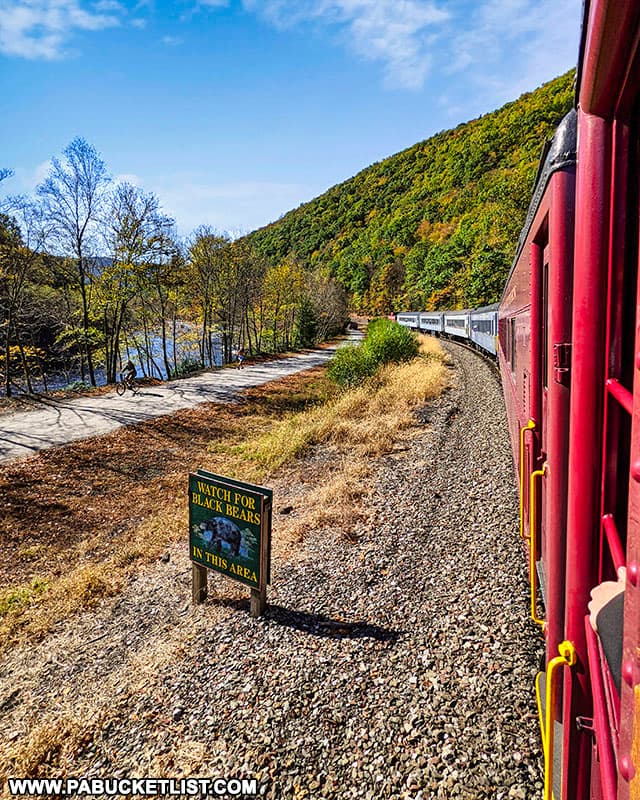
[
  {"left": 418, "top": 312, "right": 444, "bottom": 334},
  {"left": 396, "top": 312, "right": 420, "bottom": 329},
  {"left": 469, "top": 304, "right": 498, "bottom": 356},
  {"left": 443, "top": 311, "right": 470, "bottom": 339}
]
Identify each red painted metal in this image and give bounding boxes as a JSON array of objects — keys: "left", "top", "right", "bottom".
[
  {"left": 601, "top": 514, "right": 626, "bottom": 573},
  {"left": 530, "top": 241, "right": 543, "bottom": 565},
  {"left": 606, "top": 379, "right": 633, "bottom": 416},
  {"left": 578, "top": 2, "right": 640, "bottom": 117},
  {"left": 585, "top": 617, "right": 619, "bottom": 800},
  {"left": 498, "top": 5, "right": 640, "bottom": 797},
  {"left": 562, "top": 110, "right": 611, "bottom": 800},
  {"left": 599, "top": 118, "right": 632, "bottom": 590}
]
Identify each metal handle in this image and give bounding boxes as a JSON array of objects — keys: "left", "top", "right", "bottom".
[
  {"left": 519, "top": 419, "right": 536, "bottom": 539},
  {"left": 535, "top": 640, "right": 576, "bottom": 800},
  {"left": 529, "top": 462, "right": 547, "bottom": 628}
]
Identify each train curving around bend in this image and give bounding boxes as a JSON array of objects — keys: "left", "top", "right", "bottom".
[{"left": 398, "top": 2, "right": 640, "bottom": 798}]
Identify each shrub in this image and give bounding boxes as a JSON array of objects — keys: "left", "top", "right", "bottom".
[
  {"left": 173, "top": 357, "right": 203, "bottom": 378},
  {"left": 327, "top": 345, "right": 377, "bottom": 388},
  {"left": 63, "top": 380, "right": 91, "bottom": 393},
  {"left": 328, "top": 319, "right": 418, "bottom": 388},
  {"left": 365, "top": 318, "right": 419, "bottom": 365}
]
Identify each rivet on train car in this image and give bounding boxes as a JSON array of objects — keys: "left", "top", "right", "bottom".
[
  {"left": 628, "top": 562, "right": 639, "bottom": 587},
  {"left": 622, "top": 660, "right": 635, "bottom": 687},
  {"left": 619, "top": 755, "right": 636, "bottom": 782},
  {"left": 632, "top": 460, "right": 640, "bottom": 482}
]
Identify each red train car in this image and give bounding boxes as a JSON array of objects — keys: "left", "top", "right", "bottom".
[{"left": 499, "top": 2, "right": 640, "bottom": 798}]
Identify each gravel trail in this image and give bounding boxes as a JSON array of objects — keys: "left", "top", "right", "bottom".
[
  {"left": 0, "top": 341, "right": 544, "bottom": 799},
  {"left": 0, "top": 335, "right": 362, "bottom": 465}
]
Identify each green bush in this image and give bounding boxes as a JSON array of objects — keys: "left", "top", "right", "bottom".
[
  {"left": 365, "top": 318, "right": 419, "bottom": 365},
  {"left": 63, "top": 380, "right": 91, "bottom": 392},
  {"left": 173, "top": 356, "right": 203, "bottom": 378},
  {"left": 327, "top": 345, "right": 377, "bottom": 388},
  {"left": 328, "top": 319, "right": 418, "bottom": 388}
]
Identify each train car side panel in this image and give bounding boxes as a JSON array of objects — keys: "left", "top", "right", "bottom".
[
  {"left": 470, "top": 305, "right": 498, "bottom": 355},
  {"left": 418, "top": 312, "right": 444, "bottom": 334},
  {"left": 443, "top": 311, "right": 470, "bottom": 340},
  {"left": 396, "top": 313, "right": 419, "bottom": 329}
]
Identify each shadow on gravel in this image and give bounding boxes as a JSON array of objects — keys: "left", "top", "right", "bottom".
[
  {"left": 265, "top": 606, "right": 402, "bottom": 643},
  {"left": 213, "top": 599, "right": 401, "bottom": 642}
]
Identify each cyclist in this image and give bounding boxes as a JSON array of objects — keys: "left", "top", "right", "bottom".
[{"left": 121, "top": 359, "right": 137, "bottom": 389}]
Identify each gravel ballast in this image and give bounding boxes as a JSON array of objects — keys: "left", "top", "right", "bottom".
[{"left": 1, "top": 341, "right": 544, "bottom": 799}]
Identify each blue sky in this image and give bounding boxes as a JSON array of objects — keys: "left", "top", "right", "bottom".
[{"left": 1, "top": 0, "right": 582, "bottom": 237}]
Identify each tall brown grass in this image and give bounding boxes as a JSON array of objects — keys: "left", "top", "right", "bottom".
[{"left": 239, "top": 334, "right": 448, "bottom": 468}]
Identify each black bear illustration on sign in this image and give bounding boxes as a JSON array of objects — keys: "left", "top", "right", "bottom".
[{"left": 202, "top": 516, "right": 242, "bottom": 556}]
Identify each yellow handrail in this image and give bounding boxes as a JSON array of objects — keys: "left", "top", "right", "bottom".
[
  {"left": 535, "top": 641, "right": 576, "bottom": 800},
  {"left": 519, "top": 419, "right": 536, "bottom": 539},
  {"left": 529, "top": 462, "right": 547, "bottom": 628}
]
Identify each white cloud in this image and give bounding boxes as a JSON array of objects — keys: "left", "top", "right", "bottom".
[
  {"left": 241, "top": 0, "right": 580, "bottom": 95},
  {"left": 0, "top": 0, "right": 123, "bottom": 58},
  {"left": 242, "top": 0, "right": 450, "bottom": 90},
  {"left": 0, "top": 163, "right": 308, "bottom": 236},
  {"left": 0, "top": 160, "right": 52, "bottom": 196},
  {"left": 113, "top": 172, "right": 144, "bottom": 186},
  {"left": 93, "top": 0, "right": 124, "bottom": 11},
  {"left": 161, "top": 34, "right": 183, "bottom": 45},
  {"left": 445, "top": 0, "right": 581, "bottom": 103}
]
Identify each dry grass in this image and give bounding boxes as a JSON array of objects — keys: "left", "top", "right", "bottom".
[
  {"left": 236, "top": 334, "right": 448, "bottom": 468},
  {"left": 282, "top": 459, "right": 374, "bottom": 545},
  {"left": 7, "top": 715, "right": 99, "bottom": 778}
]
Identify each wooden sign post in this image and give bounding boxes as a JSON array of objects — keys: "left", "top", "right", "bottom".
[{"left": 189, "top": 470, "right": 272, "bottom": 617}]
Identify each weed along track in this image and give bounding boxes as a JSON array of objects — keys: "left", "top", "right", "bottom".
[{"left": 0, "top": 339, "right": 542, "bottom": 798}]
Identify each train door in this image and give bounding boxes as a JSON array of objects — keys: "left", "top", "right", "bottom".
[{"left": 540, "top": 249, "right": 550, "bottom": 606}]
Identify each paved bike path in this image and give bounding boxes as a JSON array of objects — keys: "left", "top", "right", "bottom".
[{"left": 0, "top": 337, "right": 361, "bottom": 464}]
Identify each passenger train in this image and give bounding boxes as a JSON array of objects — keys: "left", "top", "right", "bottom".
[{"left": 399, "top": 2, "right": 640, "bottom": 798}]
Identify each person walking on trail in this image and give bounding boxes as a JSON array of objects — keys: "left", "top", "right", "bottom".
[
  {"left": 237, "top": 348, "right": 246, "bottom": 369},
  {"left": 122, "top": 359, "right": 137, "bottom": 388}
]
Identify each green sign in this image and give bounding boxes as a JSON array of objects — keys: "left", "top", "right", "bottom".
[{"left": 189, "top": 471, "right": 271, "bottom": 589}]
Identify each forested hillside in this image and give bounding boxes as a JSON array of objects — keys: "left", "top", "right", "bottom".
[{"left": 247, "top": 71, "right": 575, "bottom": 313}]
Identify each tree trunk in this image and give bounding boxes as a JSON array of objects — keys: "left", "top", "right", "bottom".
[
  {"left": 160, "top": 301, "right": 171, "bottom": 380},
  {"left": 172, "top": 314, "right": 178, "bottom": 376},
  {"left": 4, "top": 311, "right": 12, "bottom": 397},
  {"left": 78, "top": 260, "right": 96, "bottom": 386},
  {"left": 16, "top": 335, "right": 34, "bottom": 393}
]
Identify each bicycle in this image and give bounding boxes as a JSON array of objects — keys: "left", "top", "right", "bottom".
[{"left": 115, "top": 376, "right": 140, "bottom": 396}]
